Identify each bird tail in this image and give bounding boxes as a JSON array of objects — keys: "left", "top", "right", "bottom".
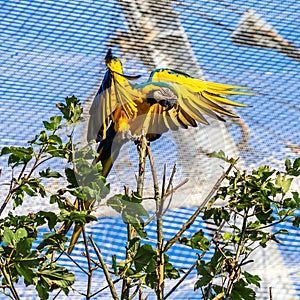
[
  {"left": 65, "top": 199, "right": 91, "bottom": 254},
  {"left": 94, "top": 123, "right": 119, "bottom": 177}
]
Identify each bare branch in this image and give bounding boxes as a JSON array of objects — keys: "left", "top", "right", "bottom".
[
  {"left": 164, "top": 163, "right": 234, "bottom": 253},
  {"left": 89, "top": 235, "right": 119, "bottom": 300}
]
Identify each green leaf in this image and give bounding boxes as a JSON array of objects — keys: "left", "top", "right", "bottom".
[
  {"left": 65, "top": 168, "right": 78, "bottom": 188},
  {"left": 21, "top": 185, "right": 37, "bottom": 197},
  {"left": 13, "top": 190, "right": 24, "bottom": 207},
  {"left": 15, "top": 228, "right": 28, "bottom": 243},
  {"left": 285, "top": 158, "right": 291, "bottom": 171},
  {"left": 243, "top": 271, "right": 261, "bottom": 287},
  {"left": 39, "top": 130, "right": 48, "bottom": 143},
  {"left": 203, "top": 208, "right": 214, "bottom": 220},
  {"left": 163, "top": 255, "right": 180, "bottom": 279},
  {"left": 50, "top": 115, "right": 62, "bottom": 124},
  {"left": 50, "top": 194, "right": 60, "bottom": 204},
  {"left": 277, "top": 229, "right": 289, "bottom": 235},
  {"left": 48, "top": 135, "right": 63, "bottom": 145},
  {"left": 38, "top": 265, "right": 75, "bottom": 290},
  {"left": 223, "top": 232, "right": 231, "bottom": 241},
  {"left": 36, "top": 211, "right": 58, "bottom": 230},
  {"left": 210, "top": 250, "right": 224, "bottom": 274},
  {"left": 37, "top": 232, "right": 67, "bottom": 252},
  {"left": 231, "top": 279, "right": 256, "bottom": 300},
  {"left": 112, "top": 255, "right": 118, "bottom": 275},
  {"left": 285, "top": 158, "right": 300, "bottom": 176},
  {"left": 15, "top": 263, "right": 36, "bottom": 285},
  {"left": 1, "top": 146, "right": 34, "bottom": 167},
  {"left": 196, "top": 260, "right": 214, "bottom": 277},
  {"left": 108, "top": 194, "right": 149, "bottom": 222},
  {"left": 293, "top": 216, "right": 300, "bottom": 228},
  {"left": 208, "top": 150, "right": 237, "bottom": 164},
  {"left": 134, "top": 244, "right": 156, "bottom": 273},
  {"left": 2, "top": 227, "right": 14, "bottom": 246},
  {"left": 56, "top": 96, "right": 84, "bottom": 124},
  {"left": 43, "top": 116, "right": 62, "bottom": 131},
  {"left": 130, "top": 217, "right": 147, "bottom": 238},
  {"left": 43, "top": 121, "right": 54, "bottom": 131},
  {"left": 39, "top": 168, "right": 62, "bottom": 178},
  {"left": 107, "top": 195, "right": 124, "bottom": 213},
  {"left": 127, "top": 237, "right": 140, "bottom": 260},
  {"left": 36, "top": 283, "right": 49, "bottom": 300},
  {"left": 179, "top": 230, "right": 209, "bottom": 251},
  {"left": 15, "top": 237, "right": 35, "bottom": 257},
  {"left": 276, "top": 174, "right": 292, "bottom": 193},
  {"left": 194, "top": 274, "right": 213, "bottom": 290}
]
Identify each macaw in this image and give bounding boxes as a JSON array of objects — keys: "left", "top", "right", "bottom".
[
  {"left": 66, "top": 49, "right": 250, "bottom": 253},
  {"left": 88, "top": 49, "right": 249, "bottom": 176}
]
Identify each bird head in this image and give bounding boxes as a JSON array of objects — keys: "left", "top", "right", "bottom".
[
  {"left": 105, "top": 49, "right": 123, "bottom": 74},
  {"left": 153, "top": 87, "right": 178, "bottom": 110}
]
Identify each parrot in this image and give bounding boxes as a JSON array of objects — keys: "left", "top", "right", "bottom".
[{"left": 65, "top": 49, "right": 251, "bottom": 254}]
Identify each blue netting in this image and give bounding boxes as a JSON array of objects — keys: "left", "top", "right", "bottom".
[{"left": 0, "top": 0, "right": 299, "bottom": 299}]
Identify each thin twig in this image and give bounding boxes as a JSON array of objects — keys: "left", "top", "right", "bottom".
[
  {"left": 163, "top": 178, "right": 189, "bottom": 198},
  {"left": 165, "top": 260, "right": 198, "bottom": 300},
  {"left": 164, "top": 220, "right": 227, "bottom": 299},
  {"left": 164, "top": 163, "right": 234, "bottom": 253},
  {"left": 227, "top": 208, "right": 249, "bottom": 295},
  {"left": 54, "top": 246, "right": 88, "bottom": 275},
  {"left": 81, "top": 252, "right": 115, "bottom": 274},
  {"left": 166, "top": 164, "right": 177, "bottom": 194},
  {"left": 90, "top": 278, "right": 122, "bottom": 298},
  {"left": 0, "top": 290, "right": 14, "bottom": 300},
  {"left": 143, "top": 177, "right": 188, "bottom": 227},
  {"left": 162, "top": 163, "right": 177, "bottom": 214},
  {"left": 89, "top": 235, "right": 119, "bottom": 300},
  {"left": 82, "top": 227, "right": 93, "bottom": 300},
  {"left": 52, "top": 289, "right": 62, "bottom": 300},
  {"left": 129, "top": 284, "right": 140, "bottom": 300},
  {"left": 147, "top": 145, "right": 164, "bottom": 299},
  {"left": 0, "top": 266, "right": 20, "bottom": 300},
  {"left": 161, "top": 164, "right": 167, "bottom": 198},
  {"left": 122, "top": 135, "right": 148, "bottom": 300}
]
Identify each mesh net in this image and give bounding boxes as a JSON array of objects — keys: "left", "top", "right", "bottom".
[{"left": 0, "top": 0, "right": 299, "bottom": 299}]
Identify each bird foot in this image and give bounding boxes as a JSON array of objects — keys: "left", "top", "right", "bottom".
[
  {"left": 121, "top": 131, "right": 149, "bottom": 149},
  {"left": 121, "top": 130, "right": 133, "bottom": 142}
]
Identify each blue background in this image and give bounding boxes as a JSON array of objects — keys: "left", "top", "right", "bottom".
[{"left": 0, "top": 0, "right": 299, "bottom": 298}]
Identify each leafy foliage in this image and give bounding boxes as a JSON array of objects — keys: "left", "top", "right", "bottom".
[
  {"left": 0, "top": 97, "right": 299, "bottom": 300},
  {"left": 194, "top": 157, "right": 300, "bottom": 299},
  {"left": 0, "top": 96, "right": 104, "bottom": 299}
]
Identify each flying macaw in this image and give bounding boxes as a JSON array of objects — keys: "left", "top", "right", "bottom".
[{"left": 66, "top": 49, "right": 250, "bottom": 253}]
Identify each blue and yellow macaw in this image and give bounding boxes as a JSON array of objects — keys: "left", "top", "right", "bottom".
[
  {"left": 88, "top": 49, "right": 249, "bottom": 176},
  {"left": 66, "top": 49, "right": 250, "bottom": 253}
]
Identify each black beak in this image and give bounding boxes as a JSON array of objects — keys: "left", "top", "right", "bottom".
[{"left": 105, "top": 49, "right": 113, "bottom": 64}]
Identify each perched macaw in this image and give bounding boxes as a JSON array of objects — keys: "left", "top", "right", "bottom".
[
  {"left": 88, "top": 49, "right": 249, "bottom": 176},
  {"left": 66, "top": 49, "right": 250, "bottom": 253}
]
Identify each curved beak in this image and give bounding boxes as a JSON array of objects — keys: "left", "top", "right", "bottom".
[{"left": 105, "top": 49, "right": 113, "bottom": 64}]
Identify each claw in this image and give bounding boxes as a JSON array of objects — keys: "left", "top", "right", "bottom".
[{"left": 121, "top": 130, "right": 133, "bottom": 141}]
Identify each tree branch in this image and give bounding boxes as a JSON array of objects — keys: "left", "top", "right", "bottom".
[
  {"left": 147, "top": 144, "right": 164, "bottom": 300},
  {"left": 89, "top": 235, "right": 119, "bottom": 300},
  {"left": 164, "top": 163, "right": 234, "bottom": 253}
]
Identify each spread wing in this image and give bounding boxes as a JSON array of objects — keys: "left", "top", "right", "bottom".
[
  {"left": 87, "top": 59, "right": 141, "bottom": 142},
  {"left": 146, "top": 68, "right": 250, "bottom": 132}
]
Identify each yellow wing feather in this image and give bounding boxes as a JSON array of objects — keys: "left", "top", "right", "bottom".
[
  {"left": 88, "top": 55, "right": 141, "bottom": 141},
  {"left": 149, "top": 68, "right": 250, "bottom": 129}
]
